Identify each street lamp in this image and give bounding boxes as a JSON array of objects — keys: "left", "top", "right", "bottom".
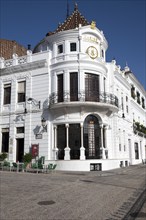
[
  {"left": 27, "top": 97, "right": 41, "bottom": 109},
  {"left": 41, "top": 117, "right": 47, "bottom": 132}
]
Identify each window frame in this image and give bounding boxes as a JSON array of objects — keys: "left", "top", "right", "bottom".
[
  {"left": 17, "top": 81, "right": 26, "bottom": 103},
  {"left": 3, "top": 83, "right": 11, "bottom": 105}
]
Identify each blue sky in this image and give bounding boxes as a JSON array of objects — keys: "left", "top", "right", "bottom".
[{"left": 0, "top": 0, "right": 146, "bottom": 89}]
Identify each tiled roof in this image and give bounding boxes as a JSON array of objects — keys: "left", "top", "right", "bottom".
[
  {"left": 46, "top": 3, "right": 90, "bottom": 36},
  {"left": 0, "top": 39, "right": 27, "bottom": 60}
]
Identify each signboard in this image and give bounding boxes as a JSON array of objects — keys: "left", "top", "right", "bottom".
[
  {"left": 32, "top": 144, "right": 39, "bottom": 158},
  {"left": 35, "top": 134, "right": 42, "bottom": 139}
]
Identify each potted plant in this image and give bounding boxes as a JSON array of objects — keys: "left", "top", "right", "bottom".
[
  {"left": 23, "top": 153, "right": 32, "bottom": 168},
  {"left": 0, "top": 152, "right": 7, "bottom": 161}
]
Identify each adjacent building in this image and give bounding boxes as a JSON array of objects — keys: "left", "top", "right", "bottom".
[{"left": 0, "top": 4, "right": 146, "bottom": 171}]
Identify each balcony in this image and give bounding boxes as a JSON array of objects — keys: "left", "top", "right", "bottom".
[{"left": 49, "top": 91, "right": 118, "bottom": 111}]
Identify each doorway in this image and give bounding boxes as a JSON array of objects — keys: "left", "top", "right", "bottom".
[
  {"left": 16, "top": 139, "right": 24, "bottom": 162},
  {"left": 84, "top": 115, "right": 101, "bottom": 159}
]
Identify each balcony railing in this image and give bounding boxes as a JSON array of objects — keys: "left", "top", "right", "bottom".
[{"left": 49, "top": 91, "right": 119, "bottom": 108}]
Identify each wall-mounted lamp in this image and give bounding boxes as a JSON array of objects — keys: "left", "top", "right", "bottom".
[
  {"left": 41, "top": 117, "right": 47, "bottom": 132},
  {"left": 27, "top": 97, "right": 41, "bottom": 109}
]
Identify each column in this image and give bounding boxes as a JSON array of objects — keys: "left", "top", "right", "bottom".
[
  {"left": 104, "top": 125, "right": 108, "bottom": 159},
  {"left": 0, "top": 57, "right": 5, "bottom": 68},
  {"left": 64, "top": 40, "right": 69, "bottom": 59},
  {"left": 27, "top": 50, "right": 32, "bottom": 62},
  {"left": 12, "top": 53, "right": 18, "bottom": 65},
  {"left": 100, "top": 124, "right": 106, "bottom": 159},
  {"left": 78, "top": 69, "right": 85, "bottom": 101},
  {"left": 64, "top": 70, "right": 69, "bottom": 102},
  {"left": 53, "top": 125, "right": 58, "bottom": 160},
  {"left": 80, "top": 123, "right": 85, "bottom": 160},
  {"left": 64, "top": 124, "right": 70, "bottom": 160}
]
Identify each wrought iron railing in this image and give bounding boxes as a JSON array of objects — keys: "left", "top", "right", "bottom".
[{"left": 49, "top": 90, "right": 118, "bottom": 107}]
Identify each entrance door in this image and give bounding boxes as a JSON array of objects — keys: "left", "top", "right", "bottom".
[
  {"left": 57, "top": 125, "right": 66, "bottom": 160},
  {"left": 69, "top": 124, "right": 81, "bottom": 159},
  {"left": 2, "top": 129, "right": 9, "bottom": 152},
  {"left": 16, "top": 139, "right": 24, "bottom": 162},
  {"left": 84, "top": 115, "right": 101, "bottom": 159}
]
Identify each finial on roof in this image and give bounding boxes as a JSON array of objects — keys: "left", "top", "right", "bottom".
[
  {"left": 125, "top": 61, "right": 128, "bottom": 67},
  {"left": 124, "top": 62, "right": 130, "bottom": 72},
  {"left": 66, "top": 0, "right": 69, "bottom": 18},
  {"left": 91, "top": 21, "right": 96, "bottom": 29},
  {"left": 74, "top": 2, "right": 78, "bottom": 11}
]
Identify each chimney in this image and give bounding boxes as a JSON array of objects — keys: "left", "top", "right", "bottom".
[{"left": 27, "top": 44, "right": 31, "bottom": 50}]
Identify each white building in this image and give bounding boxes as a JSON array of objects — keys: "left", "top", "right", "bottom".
[{"left": 0, "top": 4, "right": 146, "bottom": 171}]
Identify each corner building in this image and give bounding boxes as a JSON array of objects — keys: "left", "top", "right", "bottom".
[{"left": 0, "top": 5, "right": 146, "bottom": 171}]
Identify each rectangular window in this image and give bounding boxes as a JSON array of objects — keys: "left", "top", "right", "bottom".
[
  {"left": 131, "top": 86, "right": 135, "bottom": 99},
  {"left": 119, "top": 129, "right": 121, "bottom": 151},
  {"left": 142, "top": 97, "right": 145, "bottom": 109},
  {"left": 70, "top": 43, "right": 76, "bottom": 51},
  {"left": 126, "top": 96, "right": 128, "bottom": 102},
  {"left": 2, "top": 128, "right": 9, "bottom": 153},
  {"left": 18, "top": 81, "right": 26, "bottom": 103},
  {"left": 70, "top": 72, "right": 78, "bottom": 101},
  {"left": 16, "top": 127, "right": 24, "bottom": 134},
  {"left": 134, "top": 143, "right": 139, "bottom": 159},
  {"left": 121, "top": 97, "right": 124, "bottom": 111},
  {"left": 136, "top": 91, "right": 140, "bottom": 104},
  {"left": 101, "top": 49, "right": 104, "bottom": 58},
  {"left": 58, "top": 44, "right": 63, "bottom": 54},
  {"left": 4, "top": 84, "right": 11, "bottom": 105},
  {"left": 57, "top": 74, "right": 63, "bottom": 102},
  {"left": 85, "top": 73, "right": 99, "bottom": 102}
]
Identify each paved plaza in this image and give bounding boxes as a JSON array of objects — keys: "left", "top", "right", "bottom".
[{"left": 0, "top": 164, "right": 146, "bottom": 220}]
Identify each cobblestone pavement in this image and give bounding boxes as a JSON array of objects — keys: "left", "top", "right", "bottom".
[{"left": 0, "top": 164, "right": 146, "bottom": 220}]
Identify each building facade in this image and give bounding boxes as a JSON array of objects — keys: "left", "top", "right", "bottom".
[{"left": 0, "top": 5, "right": 146, "bottom": 171}]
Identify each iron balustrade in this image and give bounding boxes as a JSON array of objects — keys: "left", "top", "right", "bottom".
[{"left": 49, "top": 91, "right": 118, "bottom": 107}]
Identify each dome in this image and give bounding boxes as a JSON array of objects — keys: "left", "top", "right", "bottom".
[
  {"left": 33, "top": 39, "right": 49, "bottom": 54},
  {"left": 0, "top": 39, "right": 27, "bottom": 60}
]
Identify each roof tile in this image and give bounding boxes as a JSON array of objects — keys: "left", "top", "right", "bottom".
[
  {"left": 46, "top": 4, "right": 90, "bottom": 36},
  {"left": 0, "top": 39, "right": 27, "bottom": 60}
]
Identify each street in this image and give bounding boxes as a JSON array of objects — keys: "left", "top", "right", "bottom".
[{"left": 0, "top": 164, "right": 146, "bottom": 220}]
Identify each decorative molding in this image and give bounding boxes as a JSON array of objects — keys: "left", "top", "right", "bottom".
[{"left": 14, "top": 115, "right": 25, "bottom": 123}]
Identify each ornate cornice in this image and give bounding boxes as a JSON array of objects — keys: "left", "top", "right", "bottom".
[{"left": 0, "top": 59, "right": 46, "bottom": 76}]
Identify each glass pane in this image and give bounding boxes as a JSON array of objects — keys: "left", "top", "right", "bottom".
[{"left": 18, "top": 81, "right": 25, "bottom": 92}]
